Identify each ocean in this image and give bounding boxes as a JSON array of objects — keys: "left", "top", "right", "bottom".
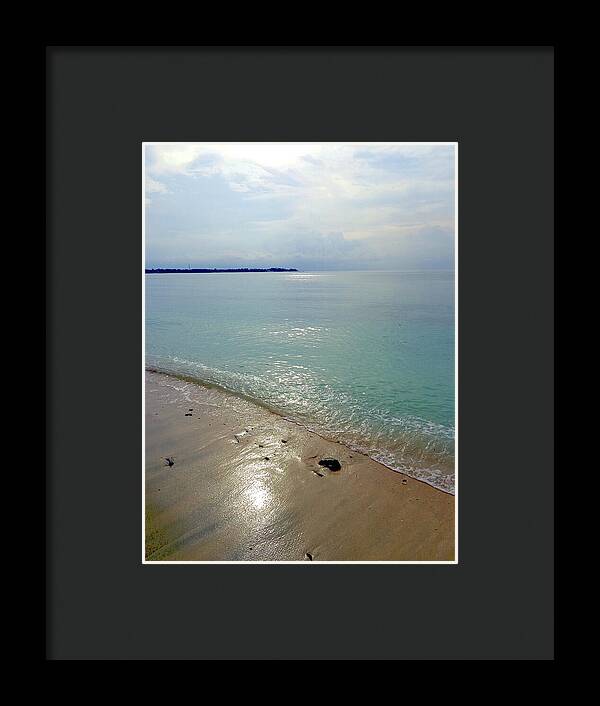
[{"left": 145, "top": 270, "right": 455, "bottom": 494}]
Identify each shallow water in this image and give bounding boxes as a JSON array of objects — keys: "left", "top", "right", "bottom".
[{"left": 145, "top": 270, "right": 455, "bottom": 493}]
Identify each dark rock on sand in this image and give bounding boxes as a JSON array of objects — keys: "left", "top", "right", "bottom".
[
  {"left": 318, "top": 458, "right": 341, "bottom": 472},
  {"left": 164, "top": 457, "right": 175, "bottom": 467},
  {"left": 305, "top": 552, "right": 313, "bottom": 561}
]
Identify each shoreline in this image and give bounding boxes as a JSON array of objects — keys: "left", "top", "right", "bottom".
[
  {"left": 144, "top": 370, "right": 455, "bottom": 561},
  {"left": 145, "top": 365, "right": 455, "bottom": 495}
]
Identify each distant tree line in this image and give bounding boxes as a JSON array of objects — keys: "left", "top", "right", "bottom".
[{"left": 145, "top": 267, "right": 299, "bottom": 273}]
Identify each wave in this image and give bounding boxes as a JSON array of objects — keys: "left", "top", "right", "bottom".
[{"left": 146, "top": 356, "right": 455, "bottom": 495}]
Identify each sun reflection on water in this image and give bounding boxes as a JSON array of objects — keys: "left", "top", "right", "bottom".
[
  {"left": 241, "top": 461, "right": 273, "bottom": 511},
  {"left": 245, "top": 482, "right": 270, "bottom": 510}
]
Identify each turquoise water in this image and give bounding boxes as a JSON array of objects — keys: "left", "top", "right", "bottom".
[{"left": 145, "top": 271, "right": 455, "bottom": 493}]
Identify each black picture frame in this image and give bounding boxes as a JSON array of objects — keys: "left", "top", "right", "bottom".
[{"left": 46, "top": 46, "right": 555, "bottom": 660}]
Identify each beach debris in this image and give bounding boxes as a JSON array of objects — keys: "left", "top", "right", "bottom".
[
  {"left": 185, "top": 413, "right": 192, "bottom": 416},
  {"left": 402, "top": 479, "right": 408, "bottom": 485},
  {"left": 281, "top": 439, "right": 288, "bottom": 444},
  {"left": 258, "top": 444, "right": 264, "bottom": 448},
  {"left": 263, "top": 456, "right": 270, "bottom": 461},
  {"left": 318, "top": 458, "right": 341, "bottom": 472},
  {"left": 312, "top": 470, "right": 324, "bottom": 477},
  {"left": 188, "top": 408, "right": 193, "bottom": 411},
  {"left": 164, "top": 457, "right": 175, "bottom": 467},
  {"left": 305, "top": 552, "right": 313, "bottom": 561}
]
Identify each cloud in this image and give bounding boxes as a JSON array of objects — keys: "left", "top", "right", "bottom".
[
  {"left": 144, "top": 143, "right": 455, "bottom": 270},
  {"left": 146, "top": 176, "right": 169, "bottom": 194}
]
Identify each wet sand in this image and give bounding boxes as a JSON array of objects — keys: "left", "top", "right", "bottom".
[{"left": 144, "top": 371, "right": 455, "bottom": 562}]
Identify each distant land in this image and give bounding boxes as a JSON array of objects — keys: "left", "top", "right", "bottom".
[{"left": 145, "top": 267, "right": 298, "bottom": 274}]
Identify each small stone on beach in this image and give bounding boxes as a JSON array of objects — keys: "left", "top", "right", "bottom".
[
  {"left": 318, "top": 458, "right": 341, "bottom": 472},
  {"left": 305, "top": 552, "right": 313, "bottom": 561}
]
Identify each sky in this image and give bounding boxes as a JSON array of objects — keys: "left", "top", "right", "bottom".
[{"left": 144, "top": 143, "right": 455, "bottom": 271}]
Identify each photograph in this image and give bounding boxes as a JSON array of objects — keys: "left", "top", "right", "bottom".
[
  {"left": 143, "top": 142, "right": 457, "bottom": 563},
  {"left": 48, "top": 46, "right": 554, "bottom": 660}
]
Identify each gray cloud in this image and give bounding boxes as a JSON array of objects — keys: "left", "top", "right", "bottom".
[{"left": 145, "top": 143, "right": 455, "bottom": 270}]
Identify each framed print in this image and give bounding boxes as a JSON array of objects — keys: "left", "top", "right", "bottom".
[{"left": 47, "top": 47, "right": 554, "bottom": 660}]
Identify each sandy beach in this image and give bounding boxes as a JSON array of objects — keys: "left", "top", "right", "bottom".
[{"left": 145, "top": 370, "right": 455, "bottom": 561}]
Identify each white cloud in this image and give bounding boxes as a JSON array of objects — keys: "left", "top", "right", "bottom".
[
  {"left": 144, "top": 143, "right": 455, "bottom": 270},
  {"left": 146, "top": 176, "right": 169, "bottom": 194}
]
